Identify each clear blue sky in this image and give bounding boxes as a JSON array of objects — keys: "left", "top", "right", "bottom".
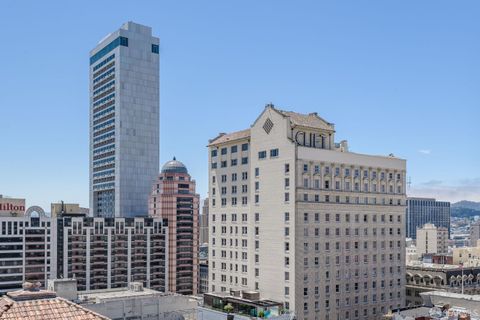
[{"left": 1, "top": 0, "right": 479, "bottom": 210}]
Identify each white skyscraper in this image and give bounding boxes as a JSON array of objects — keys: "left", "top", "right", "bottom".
[
  {"left": 89, "top": 22, "right": 159, "bottom": 217},
  {"left": 207, "top": 104, "right": 407, "bottom": 319}
]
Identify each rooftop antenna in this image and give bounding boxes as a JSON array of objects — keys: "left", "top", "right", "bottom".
[{"left": 407, "top": 177, "right": 412, "bottom": 190}]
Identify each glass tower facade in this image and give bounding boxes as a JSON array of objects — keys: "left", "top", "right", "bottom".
[
  {"left": 89, "top": 22, "right": 159, "bottom": 217},
  {"left": 406, "top": 197, "right": 451, "bottom": 239}
]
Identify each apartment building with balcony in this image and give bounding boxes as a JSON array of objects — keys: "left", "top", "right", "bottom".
[
  {"left": 0, "top": 207, "right": 52, "bottom": 294},
  {"left": 54, "top": 214, "right": 168, "bottom": 292}
]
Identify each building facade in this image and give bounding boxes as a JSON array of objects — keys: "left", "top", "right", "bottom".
[
  {"left": 199, "top": 243, "right": 209, "bottom": 294},
  {"left": 406, "top": 198, "right": 450, "bottom": 240},
  {"left": 149, "top": 158, "right": 199, "bottom": 295},
  {"left": 51, "top": 202, "right": 89, "bottom": 217},
  {"left": 405, "top": 263, "right": 480, "bottom": 307},
  {"left": 89, "top": 21, "right": 160, "bottom": 217},
  {"left": 453, "top": 244, "right": 480, "bottom": 267},
  {"left": 416, "top": 224, "right": 448, "bottom": 256},
  {"left": 208, "top": 105, "right": 407, "bottom": 320},
  {"left": 470, "top": 221, "right": 480, "bottom": 247},
  {"left": 0, "top": 207, "right": 52, "bottom": 294},
  {"left": 54, "top": 214, "right": 168, "bottom": 292},
  {"left": 200, "top": 198, "right": 209, "bottom": 245}
]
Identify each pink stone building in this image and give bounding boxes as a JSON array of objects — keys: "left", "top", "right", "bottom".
[{"left": 149, "top": 158, "right": 199, "bottom": 295}]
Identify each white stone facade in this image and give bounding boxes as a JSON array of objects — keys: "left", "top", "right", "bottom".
[{"left": 207, "top": 105, "right": 407, "bottom": 320}]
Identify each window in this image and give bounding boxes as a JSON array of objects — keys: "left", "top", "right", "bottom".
[
  {"left": 241, "top": 143, "right": 249, "bottom": 151},
  {"left": 211, "top": 150, "right": 217, "bottom": 157},
  {"left": 285, "top": 193, "right": 290, "bottom": 202},
  {"left": 151, "top": 44, "right": 159, "bottom": 53},
  {"left": 270, "top": 148, "right": 279, "bottom": 157},
  {"left": 285, "top": 178, "right": 290, "bottom": 188},
  {"left": 285, "top": 163, "right": 290, "bottom": 173},
  {"left": 221, "top": 161, "right": 227, "bottom": 168},
  {"left": 303, "top": 164, "right": 308, "bottom": 172},
  {"left": 231, "top": 145, "right": 238, "bottom": 153},
  {"left": 241, "top": 157, "right": 248, "bottom": 164},
  {"left": 258, "top": 151, "right": 267, "bottom": 159},
  {"left": 221, "top": 147, "right": 227, "bottom": 155},
  {"left": 285, "top": 212, "right": 290, "bottom": 222},
  {"left": 255, "top": 167, "right": 259, "bottom": 177}
]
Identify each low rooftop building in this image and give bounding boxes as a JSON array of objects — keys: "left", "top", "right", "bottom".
[
  {"left": 49, "top": 279, "right": 198, "bottom": 320},
  {"left": 0, "top": 282, "right": 110, "bottom": 320},
  {"left": 204, "top": 291, "right": 283, "bottom": 318},
  {"left": 406, "top": 262, "right": 480, "bottom": 307},
  {"left": 384, "top": 291, "right": 480, "bottom": 319}
]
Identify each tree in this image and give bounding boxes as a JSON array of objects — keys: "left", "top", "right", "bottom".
[
  {"left": 224, "top": 303, "right": 234, "bottom": 314},
  {"left": 258, "top": 310, "right": 265, "bottom": 318}
]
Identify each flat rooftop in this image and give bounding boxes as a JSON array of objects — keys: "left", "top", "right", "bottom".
[
  {"left": 78, "top": 287, "right": 183, "bottom": 303},
  {"left": 406, "top": 262, "right": 463, "bottom": 271}
]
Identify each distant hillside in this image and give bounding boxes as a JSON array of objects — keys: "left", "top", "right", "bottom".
[
  {"left": 452, "top": 201, "right": 480, "bottom": 211},
  {"left": 451, "top": 201, "right": 480, "bottom": 218}
]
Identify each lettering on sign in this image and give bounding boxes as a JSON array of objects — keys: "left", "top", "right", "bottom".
[{"left": 294, "top": 130, "right": 327, "bottom": 149}]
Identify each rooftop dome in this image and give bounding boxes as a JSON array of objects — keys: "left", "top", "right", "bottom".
[{"left": 161, "top": 157, "right": 188, "bottom": 174}]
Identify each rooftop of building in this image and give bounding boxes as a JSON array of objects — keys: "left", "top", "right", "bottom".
[
  {"left": 0, "top": 283, "right": 110, "bottom": 320},
  {"left": 161, "top": 157, "right": 188, "bottom": 174},
  {"left": 208, "top": 129, "right": 251, "bottom": 146},
  {"left": 406, "top": 262, "right": 467, "bottom": 271},
  {"left": 78, "top": 283, "right": 187, "bottom": 304},
  {"left": 426, "top": 290, "right": 480, "bottom": 301},
  {"left": 208, "top": 104, "right": 335, "bottom": 146},
  {"left": 386, "top": 291, "right": 480, "bottom": 319}
]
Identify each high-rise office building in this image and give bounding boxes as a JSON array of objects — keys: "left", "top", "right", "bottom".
[
  {"left": 89, "top": 21, "right": 160, "bottom": 217},
  {"left": 149, "top": 158, "right": 199, "bottom": 295},
  {"left": 406, "top": 197, "right": 450, "bottom": 239},
  {"left": 207, "top": 104, "right": 407, "bottom": 319}
]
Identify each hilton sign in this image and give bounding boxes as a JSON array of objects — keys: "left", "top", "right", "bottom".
[{"left": 0, "top": 198, "right": 26, "bottom": 216}]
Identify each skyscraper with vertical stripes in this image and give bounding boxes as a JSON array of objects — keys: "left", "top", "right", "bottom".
[{"left": 89, "top": 22, "right": 159, "bottom": 217}]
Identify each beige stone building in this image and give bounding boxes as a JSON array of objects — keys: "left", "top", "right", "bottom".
[
  {"left": 416, "top": 223, "right": 448, "bottom": 256},
  {"left": 453, "top": 242, "right": 480, "bottom": 267},
  {"left": 51, "top": 202, "right": 89, "bottom": 217},
  {"left": 207, "top": 105, "right": 406, "bottom": 320},
  {"left": 470, "top": 221, "right": 480, "bottom": 247}
]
